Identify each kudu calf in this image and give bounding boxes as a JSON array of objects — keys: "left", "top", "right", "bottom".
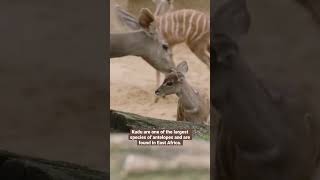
[
  {"left": 211, "top": 1, "right": 320, "bottom": 179},
  {"left": 155, "top": 61, "right": 210, "bottom": 124},
  {"left": 110, "top": 8, "right": 175, "bottom": 77}
]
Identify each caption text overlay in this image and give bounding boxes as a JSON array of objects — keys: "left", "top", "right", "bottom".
[{"left": 128, "top": 129, "right": 192, "bottom": 146}]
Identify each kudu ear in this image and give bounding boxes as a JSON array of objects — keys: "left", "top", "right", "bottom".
[
  {"left": 115, "top": 5, "right": 142, "bottom": 30},
  {"left": 213, "top": 0, "right": 251, "bottom": 41},
  {"left": 176, "top": 61, "right": 188, "bottom": 74},
  {"left": 138, "top": 8, "right": 155, "bottom": 30}
]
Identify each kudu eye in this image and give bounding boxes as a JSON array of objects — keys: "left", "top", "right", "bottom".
[
  {"left": 166, "top": 82, "right": 173, "bottom": 86},
  {"left": 162, "top": 44, "right": 169, "bottom": 51}
]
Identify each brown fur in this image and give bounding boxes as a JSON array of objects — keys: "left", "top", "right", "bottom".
[
  {"left": 139, "top": 9, "right": 155, "bottom": 29},
  {"left": 155, "top": 9, "right": 210, "bottom": 67},
  {"left": 155, "top": 62, "right": 210, "bottom": 124},
  {"left": 177, "top": 90, "right": 210, "bottom": 123}
]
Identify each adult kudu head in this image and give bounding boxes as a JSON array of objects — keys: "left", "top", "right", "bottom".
[
  {"left": 111, "top": 7, "right": 175, "bottom": 74},
  {"left": 114, "top": 6, "right": 175, "bottom": 103}
]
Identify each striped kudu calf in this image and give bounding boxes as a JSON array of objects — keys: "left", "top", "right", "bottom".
[{"left": 117, "top": 7, "right": 210, "bottom": 92}]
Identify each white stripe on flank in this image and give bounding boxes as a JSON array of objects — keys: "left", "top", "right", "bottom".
[
  {"left": 170, "top": 13, "right": 174, "bottom": 38},
  {"left": 182, "top": 10, "right": 186, "bottom": 37},
  {"left": 165, "top": 14, "right": 169, "bottom": 34},
  {"left": 191, "top": 13, "right": 202, "bottom": 40},
  {"left": 205, "top": 50, "right": 210, "bottom": 58},
  {"left": 194, "top": 17, "right": 209, "bottom": 42},
  {"left": 174, "top": 12, "right": 180, "bottom": 40},
  {"left": 194, "top": 31, "right": 206, "bottom": 42},
  {"left": 186, "top": 10, "right": 195, "bottom": 38},
  {"left": 202, "top": 15, "right": 207, "bottom": 33}
]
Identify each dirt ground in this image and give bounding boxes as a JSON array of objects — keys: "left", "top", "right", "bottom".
[
  {"left": 110, "top": 45, "right": 210, "bottom": 120},
  {"left": 110, "top": 0, "right": 210, "bottom": 121}
]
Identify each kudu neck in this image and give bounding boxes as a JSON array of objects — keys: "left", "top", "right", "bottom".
[{"left": 176, "top": 80, "right": 200, "bottom": 111}]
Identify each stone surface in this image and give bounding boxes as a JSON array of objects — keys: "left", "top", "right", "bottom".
[
  {"left": 0, "top": 150, "right": 108, "bottom": 180},
  {"left": 110, "top": 109, "right": 210, "bottom": 139}
]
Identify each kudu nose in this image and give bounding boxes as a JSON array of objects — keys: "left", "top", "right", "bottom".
[{"left": 155, "top": 90, "right": 160, "bottom": 96}]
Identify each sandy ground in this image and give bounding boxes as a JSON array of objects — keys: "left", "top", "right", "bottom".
[{"left": 110, "top": 44, "right": 210, "bottom": 120}]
